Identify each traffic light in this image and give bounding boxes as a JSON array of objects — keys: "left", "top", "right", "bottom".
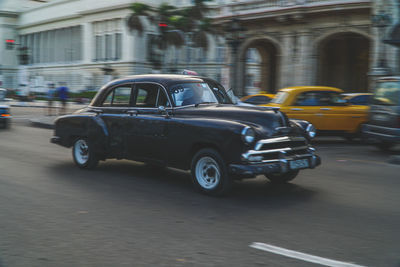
[
  {"left": 158, "top": 23, "right": 168, "bottom": 34},
  {"left": 5, "top": 39, "right": 15, "bottom": 50}
]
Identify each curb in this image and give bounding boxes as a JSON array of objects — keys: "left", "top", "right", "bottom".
[
  {"left": 388, "top": 155, "right": 400, "bottom": 165},
  {"left": 29, "top": 119, "right": 54, "bottom": 129},
  {"left": 11, "top": 104, "right": 48, "bottom": 108}
]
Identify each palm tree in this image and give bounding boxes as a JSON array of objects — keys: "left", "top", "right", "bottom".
[
  {"left": 126, "top": 0, "right": 215, "bottom": 69},
  {"left": 126, "top": 3, "right": 152, "bottom": 36}
]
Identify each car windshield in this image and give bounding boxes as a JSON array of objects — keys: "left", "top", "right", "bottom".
[
  {"left": 169, "top": 82, "right": 218, "bottom": 107},
  {"left": 271, "top": 92, "right": 288, "bottom": 104},
  {"left": 372, "top": 81, "right": 400, "bottom": 106}
]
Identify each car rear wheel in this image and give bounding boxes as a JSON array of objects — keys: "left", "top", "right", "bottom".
[
  {"left": 265, "top": 170, "right": 299, "bottom": 184},
  {"left": 191, "top": 148, "right": 232, "bottom": 196},
  {"left": 72, "top": 138, "right": 98, "bottom": 169}
]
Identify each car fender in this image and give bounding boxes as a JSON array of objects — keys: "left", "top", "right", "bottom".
[
  {"left": 54, "top": 114, "right": 109, "bottom": 155},
  {"left": 166, "top": 117, "right": 250, "bottom": 169}
]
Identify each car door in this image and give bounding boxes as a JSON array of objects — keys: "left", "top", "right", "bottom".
[
  {"left": 284, "top": 91, "right": 324, "bottom": 129},
  {"left": 125, "top": 83, "right": 171, "bottom": 163},
  {"left": 96, "top": 83, "right": 134, "bottom": 158},
  {"left": 318, "top": 91, "right": 366, "bottom": 132}
]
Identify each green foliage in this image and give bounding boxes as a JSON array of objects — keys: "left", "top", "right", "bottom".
[{"left": 130, "top": 3, "right": 152, "bottom": 15}]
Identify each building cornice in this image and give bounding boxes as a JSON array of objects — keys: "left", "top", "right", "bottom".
[
  {"left": 214, "top": 1, "right": 371, "bottom": 22},
  {"left": 0, "top": 11, "right": 19, "bottom": 18},
  {"left": 17, "top": 14, "right": 83, "bottom": 30},
  {"left": 77, "top": 3, "right": 131, "bottom": 16},
  {"left": 17, "top": 3, "right": 131, "bottom": 30}
]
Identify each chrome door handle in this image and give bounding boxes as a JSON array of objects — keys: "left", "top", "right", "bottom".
[
  {"left": 291, "top": 108, "right": 303, "bottom": 111},
  {"left": 320, "top": 108, "right": 331, "bottom": 110},
  {"left": 315, "top": 113, "right": 324, "bottom": 116},
  {"left": 90, "top": 108, "right": 103, "bottom": 114},
  {"left": 126, "top": 110, "right": 138, "bottom": 116}
]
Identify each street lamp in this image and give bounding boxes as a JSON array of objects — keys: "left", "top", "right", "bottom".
[
  {"left": 225, "top": 18, "right": 245, "bottom": 95},
  {"left": 371, "top": 9, "right": 392, "bottom": 72}
]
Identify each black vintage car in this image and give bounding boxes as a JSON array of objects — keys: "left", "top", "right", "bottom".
[{"left": 51, "top": 75, "right": 320, "bottom": 195}]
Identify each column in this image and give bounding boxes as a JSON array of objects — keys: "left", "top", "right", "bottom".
[
  {"left": 279, "top": 32, "right": 293, "bottom": 88},
  {"left": 82, "top": 22, "right": 93, "bottom": 63},
  {"left": 295, "top": 30, "right": 313, "bottom": 85},
  {"left": 122, "top": 18, "right": 135, "bottom": 62}
]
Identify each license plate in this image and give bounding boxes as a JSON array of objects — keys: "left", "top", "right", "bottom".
[{"left": 289, "top": 159, "right": 309, "bottom": 170}]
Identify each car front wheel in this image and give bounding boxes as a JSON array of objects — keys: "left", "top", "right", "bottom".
[
  {"left": 72, "top": 138, "right": 98, "bottom": 169},
  {"left": 265, "top": 170, "right": 299, "bottom": 184},
  {"left": 191, "top": 148, "right": 232, "bottom": 196}
]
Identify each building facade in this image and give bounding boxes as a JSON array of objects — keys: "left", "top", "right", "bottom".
[
  {"left": 0, "top": 0, "right": 225, "bottom": 93},
  {"left": 0, "top": 0, "right": 399, "bottom": 96}
]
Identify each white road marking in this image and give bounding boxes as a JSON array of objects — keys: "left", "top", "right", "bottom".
[{"left": 250, "top": 242, "right": 366, "bottom": 267}]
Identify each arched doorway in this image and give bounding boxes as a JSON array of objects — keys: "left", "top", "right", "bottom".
[
  {"left": 238, "top": 39, "right": 279, "bottom": 96},
  {"left": 317, "top": 32, "right": 371, "bottom": 92}
]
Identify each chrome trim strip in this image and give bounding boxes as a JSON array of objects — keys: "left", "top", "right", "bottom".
[
  {"left": 244, "top": 146, "right": 309, "bottom": 157},
  {"left": 254, "top": 136, "right": 306, "bottom": 150},
  {"left": 245, "top": 153, "right": 314, "bottom": 164}
]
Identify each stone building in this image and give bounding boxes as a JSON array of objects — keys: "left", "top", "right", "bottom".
[
  {"left": 1, "top": 0, "right": 399, "bottom": 96},
  {"left": 215, "top": 0, "right": 379, "bottom": 95},
  {"left": 0, "top": 0, "right": 225, "bottom": 92}
]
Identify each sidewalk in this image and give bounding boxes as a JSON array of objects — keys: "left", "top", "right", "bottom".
[
  {"left": 8, "top": 100, "right": 87, "bottom": 109},
  {"left": 29, "top": 115, "right": 58, "bottom": 129},
  {"left": 5, "top": 99, "right": 86, "bottom": 129}
]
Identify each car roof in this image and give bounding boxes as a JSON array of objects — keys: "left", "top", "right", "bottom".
[
  {"left": 278, "top": 86, "right": 343, "bottom": 93},
  {"left": 108, "top": 74, "right": 206, "bottom": 88},
  {"left": 342, "top": 93, "right": 372, "bottom": 97}
]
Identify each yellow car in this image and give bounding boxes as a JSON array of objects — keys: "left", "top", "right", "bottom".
[
  {"left": 342, "top": 93, "right": 372, "bottom": 105},
  {"left": 266, "top": 86, "right": 369, "bottom": 136},
  {"left": 240, "top": 93, "right": 275, "bottom": 105}
]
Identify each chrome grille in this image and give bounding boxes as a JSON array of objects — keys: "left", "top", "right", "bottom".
[
  {"left": 242, "top": 136, "right": 312, "bottom": 163},
  {"left": 255, "top": 136, "right": 307, "bottom": 151}
]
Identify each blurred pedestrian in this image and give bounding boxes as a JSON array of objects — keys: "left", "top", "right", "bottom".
[
  {"left": 46, "top": 83, "right": 56, "bottom": 116},
  {"left": 57, "top": 82, "right": 69, "bottom": 115}
]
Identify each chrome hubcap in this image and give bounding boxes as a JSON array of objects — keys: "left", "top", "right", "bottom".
[
  {"left": 195, "top": 156, "right": 220, "bottom": 189},
  {"left": 74, "top": 139, "right": 89, "bottom": 165}
]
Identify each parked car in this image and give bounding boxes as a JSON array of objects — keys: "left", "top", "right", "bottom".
[
  {"left": 267, "top": 86, "right": 369, "bottom": 139},
  {"left": 342, "top": 93, "right": 372, "bottom": 106},
  {"left": 240, "top": 93, "right": 275, "bottom": 105},
  {"left": 51, "top": 75, "right": 321, "bottom": 196},
  {"left": 362, "top": 77, "right": 400, "bottom": 150},
  {"left": 0, "top": 89, "right": 11, "bottom": 128}
]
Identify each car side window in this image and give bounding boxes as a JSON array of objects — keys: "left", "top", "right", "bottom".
[
  {"left": 134, "top": 83, "right": 169, "bottom": 108},
  {"left": 102, "top": 85, "right": 133, "bottom": 107},
  {"left": 295, "top": 92, "right": 321, "bottom": 106},
  {"left": 157, "top": 89, "right": 171, "bottom": 107},
  {"left": 321, "top": 92, "right": 346, "bottom": 106}
]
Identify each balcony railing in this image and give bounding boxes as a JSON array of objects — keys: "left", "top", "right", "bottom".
[{"left": 217, "top": 0, "right": 370, "bottom": 16}]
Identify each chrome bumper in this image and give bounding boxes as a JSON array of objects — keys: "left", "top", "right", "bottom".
[
  {"left": 50, "top": 136, "right": 61, "bottom": 144},
  {"left": 229, "top": 154, "right": 321, "bottom": 177},
  {"left": 229, "top": 136, "right": 321, "bottom": 177},
  {"left": 362, "top": 124, "right": 400, "bottom": 142}
]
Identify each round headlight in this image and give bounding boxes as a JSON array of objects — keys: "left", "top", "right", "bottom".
[
  {"left": 306, "top": 124, "right": 316, "bottom": 139},
  {"left": 241, "top": 126, "right": 256, "bottom": 144}
]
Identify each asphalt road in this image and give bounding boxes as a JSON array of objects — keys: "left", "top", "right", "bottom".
[{"left": 1, "top": 111, "right": 400, "bottom": 266}]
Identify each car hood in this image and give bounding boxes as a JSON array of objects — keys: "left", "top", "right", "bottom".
[{"left": 173, "top": 104, "right": 285, "bottom": 134}]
